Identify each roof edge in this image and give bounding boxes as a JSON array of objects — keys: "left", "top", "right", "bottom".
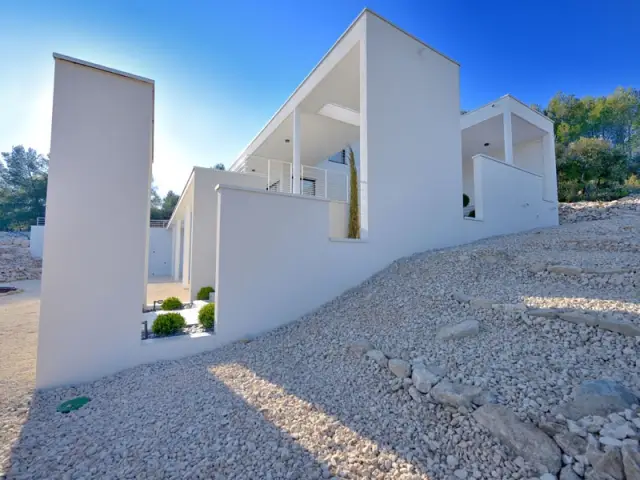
[{"left": 53, "top": 53, "right": 155, "bottom": 85}]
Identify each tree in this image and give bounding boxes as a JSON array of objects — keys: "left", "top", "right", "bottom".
[
  {"left": 0, "top": 146, "right": 48, "bottom": 230},
  {"left": 347, "top": 147, "right": 360, "bottom": 239},
  {"left": 214, "top": 163, "right": 225, "bottom": 171},
  {"left": 161, "top": 191, "right": 179, "bottom": 218}
]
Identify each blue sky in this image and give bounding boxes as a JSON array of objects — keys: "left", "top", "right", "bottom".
[{"left": 1, "top": 0, "right": 638, "bottom": 195}]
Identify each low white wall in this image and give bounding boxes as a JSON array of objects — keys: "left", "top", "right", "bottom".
[
  {"left": 29, "top": 226, "right": 44, "bottom": 259},
  {"left": 215, "top": 186, "right": 376, "bottom": 343},
  {"left": 461, "top": 154, "right": 558, "bottom": 242},
  {"left": 29, "top": 225, "right": 173, "bottom": 278},
  {"left": 329, "top": 201, "right": 349, "bottom": 238},
  {"left": 189, "top": 168, "right": 266, "bottom": 300}
]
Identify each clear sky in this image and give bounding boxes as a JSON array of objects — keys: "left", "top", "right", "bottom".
[{"left": 1, "top": 0, "right": 638, "bottom": 195}]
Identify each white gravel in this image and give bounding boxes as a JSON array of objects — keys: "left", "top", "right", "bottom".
[{"left": 2, "top": 196, "right": 640, "bottom": 479}]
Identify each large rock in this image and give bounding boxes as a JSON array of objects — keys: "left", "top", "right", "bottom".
[
  {"left": 431, "top": 380, "right": 482, "bottom": 408},
  {"left": 388, "top": 359, "right": 411, "bottom": 378},
  {"left": 622, "top": 443, "right": 640, "bottom": 479},
  {"left": 590, "top": 448, "right": 624, "bottom": 480},
  {"left": 365, "top": 350, "right": 388, "bottom": 368},
  {"left": 547, "top": 265, "right": 583, "bottom": 275},
  {"left": 554, "top": 432, "right": 588, "bottom": 458},
  {"left": 597, "top": 316, "right": 640, "bottom": 337},
  {"left": 559, "top": 465, "right": 582, "bottom": 480},
  {"left": 412, "top": 366, "right": 441, "bottom": 393},
  {"left": 436, "top": 320, "right": 479, "bottom": 341},
  {"left": 559, "top": 380, "right": 639, "bottom": 420},
  {"left": 348, "top": 339, "right": 373, "bottom": 356},
  {"left": 473, "top": 404, "right": 562, "bottom": 474}
]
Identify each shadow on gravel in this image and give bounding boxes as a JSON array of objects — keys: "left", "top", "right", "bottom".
[{"left": 3, "top": 361, "right": 337, "bottom": 479}]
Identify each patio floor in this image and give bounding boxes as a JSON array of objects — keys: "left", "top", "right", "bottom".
[{"left": 146, "top": 277, "right": 190, "bottom": 303}]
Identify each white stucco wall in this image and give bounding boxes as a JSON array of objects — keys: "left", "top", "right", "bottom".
[
  {"left": 29, "top": 226, "right": 44, "bottom": 259},
  {"left": 329, "top": 201, "right": 349, "bottom": 238},
  {"left": 36, "top": 57, "right": 154, "bottom": 389},
  {"left": 29, "top": 225, "right": 173, "bottom": 278},
  {"left": 188, "top": 168, "right": 266, "bottom": 300},
  {"left": 514, "top": 138, "right": 544, "bottom": 175},
  {"left": 461, "top": 154, "right": 558, "bottom": 243},
  {"left": 148, "top": 227, "right": 173, "bottom": 277}
]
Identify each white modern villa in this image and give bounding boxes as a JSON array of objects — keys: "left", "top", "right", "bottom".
[{"left": 36, "top": 9, "right": 558, "bottom": 388}]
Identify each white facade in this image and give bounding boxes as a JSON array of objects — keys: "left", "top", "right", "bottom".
[{"left": 37, "top": 9, "right": 559, "bottom": 388}]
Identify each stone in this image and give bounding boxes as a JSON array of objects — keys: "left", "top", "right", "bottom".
[
  {"left": 621, "top": 443, "right": 640, "bottom": 479},
  {"left": 558, "top": 311, "right": 600, "bottom": 327},
  {"left": 559, "top": 465, "right": 581, "bottom": 480},
  {"left": 600, "top": 423, "right": 636, "bottom": 440},
  {"left": 454, "top": 468, "right": 468, "bottom": 479},
  {"left": 470, "top": 298, "right": 494, "bottom": 310},
  {"left": 567, "top": 419, "right": 588, "bottom": 437},
  {"left": 547, "top": 265, "right": 583, "bottom": 276},
  {"left": 600, "top": 437, "right": 623, "bottom": 447},
  {"left": 573, "top": 461, "right": 585, "bottom": 476},
  {"left": 411, "top": 366, "right": 440, "bottom": 393},
  {"left": 559, "top": 380, "right": 639, "bottom": 420},
  {"left": 348, "top": 339, "right": 373, "bottom": 356},
  {"left": 597, "top": 316, "right": 640, "bottom": 337},
  {"left": 452, "top": 291, "right": 472, "bottom": 303},
  {"left": 408, "top": 386, "right": 422, "bottom": 403},
  {"left": 540, "top": 474, "right": 556, "bottom": 480},
  {"left": 526, "top": 308, "right": 565, "bottom": 318},
  {"left": 472, "top": 390, "right": 498, "bottom": 406},
  {"left": 388, "top": 359, "right": 411, "bottom": 378},
  {"left": 591, "top": 448, "right": 624, "bottom": 480},
  {"left": 554, "top": 432, "right": 587, "bottom": 458},
  {"left": 473, "top": 404, "right": 562, "bottom": 474},
  {"left": 365, "top": 349, "right": 388, "bottom": 368},
  {"left": 447, "top": 455, "right": 459, "bottom": 467},
  {"left": 530, "top": 262, "right": 547, "bottom": 273},
  {"left": 431, "top": 380, "right": 483, "bottom": 408},
  {"left": 436, "top": 320, "right": 480, "bottom": 341}
]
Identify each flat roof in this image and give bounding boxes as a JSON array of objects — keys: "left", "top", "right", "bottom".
[{"left": 53, "top": 53, "right": 155, "bottom": 85}]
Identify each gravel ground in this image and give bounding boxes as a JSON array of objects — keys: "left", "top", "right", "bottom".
[{"left": 1, "top": 197, "right": 640, "bottom": 479}]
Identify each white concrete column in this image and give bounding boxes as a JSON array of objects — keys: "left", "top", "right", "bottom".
[
  {"left": 503, "top": 106, "right": 513, "bottom": 165},
  {"left": 292, "top": 107, "right": 301, "bottom": 194},
  {"left": 182, "top": 207, "right": 191, "bottom": 288},
  {"left": 36, "top": 55, "right": 154, "bottom": 388},
  {"left": 542, "top": 133, "right": 558, "bottom": 202},
  {"left": 172, "top": 220, "right": 182, "bottom": 281}
]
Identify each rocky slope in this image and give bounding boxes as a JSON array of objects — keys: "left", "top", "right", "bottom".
[
  {"left": 2, "top": 196, "right": 640, "bottom": 479},
  {"left": 0, "top": 234, "right": 41, "bottom": 283}
]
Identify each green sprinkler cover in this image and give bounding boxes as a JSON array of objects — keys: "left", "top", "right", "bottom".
[{"left": 57, "top": 396, "right": 91, "bottom": 413}]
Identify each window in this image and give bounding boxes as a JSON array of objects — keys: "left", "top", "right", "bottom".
[
  {"left": 302, "top": 178, "right": 316, "bottom": 196},
  {"left": 328, "top": 149, "right": 346, "bottom": 164}
]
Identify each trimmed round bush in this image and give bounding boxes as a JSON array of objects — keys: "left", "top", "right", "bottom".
[
  {"left": 198, "top": 303, "right": 215, "bottom": 330},
  {"left": 152, "top": 312, "right": 186, "bottom": 336},
  {"left": 468, "top": 210, "right": 476, "bottom": 218},
  {"left": 161, "top": 296, "right": 182, "bottom": 311},
  {"left": 196, "top": 286, "right": 215, "bottom": 301},
  {"left": 463, "top": 194, "right": 470, "bottom": 208}
]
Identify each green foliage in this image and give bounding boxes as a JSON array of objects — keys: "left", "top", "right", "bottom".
[
  {"left": 152, "top": 312, "right": 186, "bottom": 336},
  {"left": 161, "top": 296, "right": 183, "bottom": 311},
  {"left": 150, "top": 187, "right": 180, "bottom": 220},
  {"left": 347, "top": 147, "right": 360, "bottom": 239},
  {"left": 463, "top": 194, "right": 470, "bottom": 208},
  {"left": 198, "top": 303, "right": 215, "bottom": 330},
  {"left": 214, "top": 163, "right": 226, "bottom": 171},
  {"left": 0, "top": 146, "right": 48, "bottom": 231},
  {"left": 468, "top": 210, "right": 476, "bottom": 218},
  {"left": 549, "top": 87, "right": 640, "bottom": 202},
  {"left": 196, "top": 286, "right": 215, "bottom": 301}
]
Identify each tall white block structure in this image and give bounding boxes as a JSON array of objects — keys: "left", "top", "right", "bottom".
[{"left": 36, "top": 54, "right": 154, "bottom": 388}]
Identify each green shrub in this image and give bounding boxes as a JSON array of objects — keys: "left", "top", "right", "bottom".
[
  {"left": 198, "top": 303, "right": 215, "bottom": 330},
  {"left": 463, "top": 194, "right": 470, "bottom": 208},
  {"left": 152, "top": 312, "right": 186, "bottom": 336},
  {"left": 196, "top": 286, "right": 215, "bottom": 301},
  {"left": 468, "top": 210, "right": 476, "bottom": 218},
  {"left": 161, "top": 297, "right": 182, "bottom": 311}
]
